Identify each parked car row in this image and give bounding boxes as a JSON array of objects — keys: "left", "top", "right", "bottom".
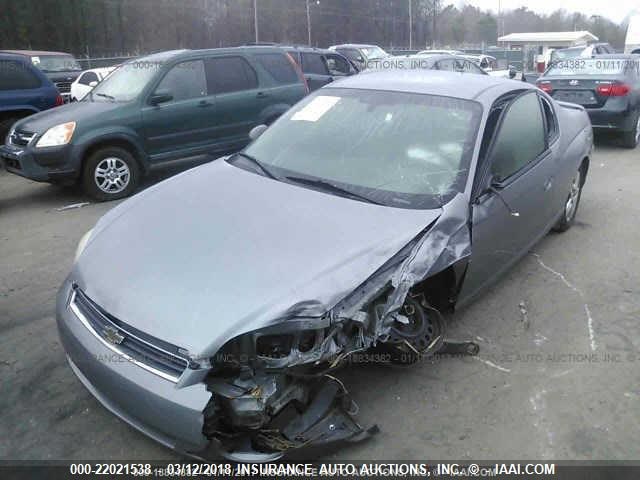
[{"left": 2, "top": 42, "right": 634, "bottom": 204}]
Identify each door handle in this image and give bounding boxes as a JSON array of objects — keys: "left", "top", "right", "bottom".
[
  {"left": 197, "top": 100, "right": 213, "bottom": 107},
  {"left": 256, "top": 92, "right": 269, "bottom": 98},
  {"left": 544, "top": 177, "right": 553, "bottom": 191}
]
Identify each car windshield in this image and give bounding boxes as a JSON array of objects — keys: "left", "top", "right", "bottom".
[
  {"left": 546, "top": 58, "right": 635, "bottom": 76},
  {"left": 243, "top": 88, "right": 482, "bottom": 209},
  {"left": 89, "top": 61, "right": 160, "bottom": 102},
  {"left": 32, "top": 55, "right": 81, "bottom": 72},
  {"left": 362, "top": 46, "right": 388, "bottom": 59}
]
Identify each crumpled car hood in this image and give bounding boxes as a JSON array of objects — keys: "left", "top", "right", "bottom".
[{"left": 74, "top": 160, "right": 441, "bottom": 358}]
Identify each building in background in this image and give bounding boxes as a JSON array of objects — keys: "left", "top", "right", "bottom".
[{"left": 498, "top": 31, "right": 599, "bottom": 73}]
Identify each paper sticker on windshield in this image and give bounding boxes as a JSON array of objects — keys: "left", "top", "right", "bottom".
[
  {"left": 292, "top": 96, "right": 340, "bottom": 122},
  {"left": 31, "top": 56, "right": 40, "bottom": 65}
]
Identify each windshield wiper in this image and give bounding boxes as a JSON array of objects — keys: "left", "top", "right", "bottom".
[
  {"left": 284, "top": 175, "right": 382, "bottom": 205},
  {"left": 230, "top": 152, "right": 279, "bottom": 180},
  {"left": 95, "top": 93, "right": 116, "bottom": 101}
]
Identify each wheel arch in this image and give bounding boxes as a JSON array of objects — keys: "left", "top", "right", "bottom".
[{"left": 78, "top": 134, "right": 149, "bottom": 175}]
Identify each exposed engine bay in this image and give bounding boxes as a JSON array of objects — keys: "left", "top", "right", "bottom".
[{"left": 199, "top": 195, "right": 479, "bottom": 460}]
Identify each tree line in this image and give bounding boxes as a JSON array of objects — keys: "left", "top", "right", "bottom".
[{"left": 0, "top": 0, "right": 629, "bottom": 58}]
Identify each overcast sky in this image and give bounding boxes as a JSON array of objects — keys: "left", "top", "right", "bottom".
[{"left": 459, "top": 0, "right": 639, "bottom": 24}]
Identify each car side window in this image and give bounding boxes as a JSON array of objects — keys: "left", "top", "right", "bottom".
[
  {"left": 324, "top": 54, "right": 351, "bottom": 75},
  {"left": 155, "top": 60, "right": 206, "bottom": 102},
  {"left": 436, "top": 59, "right": 455, "bottom": 71},
  {"left": 540, "top": 95, "right": 558, "bottom": 142},
  {"left": 301, "top": 53, "right": 328, "bottom": 75},
  {"left": 461, "top": 60, "right": 484, "bottom": 74},
  {"left": 79, "top": 71, "right": 99, "bottom": 86},
  {"left": 255, "top": 53, "right": 298, "bottom": 84},
  {"left": 0, "top": 60, "right": 41, "bottom": 90},
  {"left": 338, "top": 49, "right": 361, "bottom": 62},
  {"left": 490, "top": 92, "right": 546, "bottom": 182},
  {"left": 206, "top": 56, "right": 258, "bottom": 94}
]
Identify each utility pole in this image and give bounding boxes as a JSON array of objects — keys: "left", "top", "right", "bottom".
[
  {"left": 432, "top": 0, "right": 439, "bottom": 48},
  {"left": 306, "top": 0, "right": 312, "bottom": 46},
  {"left": 253, "top": 0, "right": 259, "bottom": 44},
  {"left": 409, "top": 0, "right": 413, "bottom": 50}
]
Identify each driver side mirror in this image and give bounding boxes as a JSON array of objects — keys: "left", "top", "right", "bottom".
[
  {"left": 249, "top": 124, "right": 268, "bottom": 141},
  {"left": 149, "top": 90, "right": 173, "bottom": 105},
  {"left": 88, "top": 81, "right": 98, "bottom": 87},
  {"left": 508, "top": 66, "right": 517, "bottom": 79}
]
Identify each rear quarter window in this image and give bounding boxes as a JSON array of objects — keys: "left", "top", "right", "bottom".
[
  {"left": 0, "top": 60, "right": 41, "bottom": 90},
  {"left": 301, "top": 53, "right": 328, "bottom": 75},
  {"left": 254, "top": 53, "right": 299, "bottom": 84},
  {"left": 206, "top": 56, "right": 258, "bottom": 94}
]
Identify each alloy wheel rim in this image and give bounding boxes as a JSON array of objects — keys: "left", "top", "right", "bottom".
[
  {"left": 94, "top": 157, "right": 130, "bottom": 194},
  {"left": 565, "top": 170, "right": 581, "bottom": 221}
]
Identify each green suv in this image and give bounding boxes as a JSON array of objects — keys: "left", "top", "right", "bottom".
[{"left": 0, "top": 47, "right": 308, "bottom": 200}]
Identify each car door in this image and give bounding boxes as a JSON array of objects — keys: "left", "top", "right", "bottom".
[
  {"left": 141, "top": 59, "right": 213, "bottom": 161},
  {"left": 458, "top": 91, "right": 559, "bottom": 303},
  {"left": 204, "top": 55, "right": 263, "bottom": 152},
  {"left": 0, "top": 58, "right": 48, "bottom": 112},
  {"left": 300, "top": 52, "right": 331, "bottom": 91}
]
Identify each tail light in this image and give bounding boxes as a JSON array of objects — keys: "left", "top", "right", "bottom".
[
  {"left": 596, "top": 82, "right": 630, "bottom": 97},
  {"left": 285, "top": 52, "right": 309, "bottom": 94},
  {"left": 55, "top": 94, "right": 64, "bottom": 106},
  {"left": 537, "top": 81, "right": 553, "bottom": 94}
]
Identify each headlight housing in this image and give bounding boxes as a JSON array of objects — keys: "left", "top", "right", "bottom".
[
  {"left": 74, "top": 229, "right": 94, "bottom": 262},
  {"left": 36, "top": 122, "right": 76, "bottom": 148}
]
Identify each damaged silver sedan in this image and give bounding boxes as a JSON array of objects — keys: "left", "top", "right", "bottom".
[{"left": 56, "top": 70, "right": 592, "bottom": 461}]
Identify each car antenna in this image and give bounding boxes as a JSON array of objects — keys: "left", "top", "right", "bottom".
[{"left": 489, "top": 186, "right": 520, "bottom": 217}]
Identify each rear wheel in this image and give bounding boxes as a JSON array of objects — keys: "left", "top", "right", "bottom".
[
  {"left": 553, "top": 166, "right": 583, "bottom": 232},
  {"left": 621, "top": 110, "right": 640, "bottom": 149},
  {"left": 82, "top": 147, "right": 140, "bottom": 201}
]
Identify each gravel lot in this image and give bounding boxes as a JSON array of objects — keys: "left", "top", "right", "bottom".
[{"left": 1, "top": 140, "right": 639, "bottom": 461}]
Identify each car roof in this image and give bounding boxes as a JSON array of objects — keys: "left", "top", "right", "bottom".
[
  {"left": 0, "top": 50, "right": 73, "bottom": 56},
  {"left": 324, "top": 69, "right": 533, "bottom": 103},
  {"left": 592, "top": 53, "right": 639, "bottom": 59},
  {"left": 129, "top": 46, "right": 288, "bottom": 64},
  {"left": 330, "top": 44, "right": 380, "bottom": 49},
  {"left": 282, "top": 45, "right": 334, "bottom": 54}
]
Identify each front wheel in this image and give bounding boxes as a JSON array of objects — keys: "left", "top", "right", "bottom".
[
  {"left": 553, "top": 167, "right": 583, "bottom": 233},
  {"left": 82, "top": 147, "right": 140, "bottom": 201},
  {"left": 621, "top": 110, "right": 640, "bottom": 149}
]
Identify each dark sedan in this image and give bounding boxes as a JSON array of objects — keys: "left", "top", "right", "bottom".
[
  {"left": 57, "top": 71, "right": 592, "bottom": 461},
  {"left": 537, "top": 54, "right": 640, "bottom": 148}
]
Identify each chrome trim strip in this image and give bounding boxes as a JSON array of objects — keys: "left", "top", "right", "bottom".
[
  {"left": 69, "top": 290, "right": 180, "bottom": 383},
  {"left": 75, "top": 288, "right": 188, "bottom": 367}
]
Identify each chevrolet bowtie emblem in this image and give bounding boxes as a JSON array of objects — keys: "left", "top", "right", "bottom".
[
  {"left": 569, "top": 80, "right": 579, "bottom": 86},
  {"left": 103, "top": 326, "right": 125, "bottom": 345}
]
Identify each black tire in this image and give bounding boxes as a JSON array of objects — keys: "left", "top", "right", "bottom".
[
  {"left": 621, "top": 110, "right": 640, "bottom": 149},
  {"left": 0, "top": 116, "right": 18, "bottom": 141},
  {"left": 82, "top": 146, "right": 140, "bottom": 201},
  {"left": 553, "top": 164, "right": 585, "bottom": 233}
]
